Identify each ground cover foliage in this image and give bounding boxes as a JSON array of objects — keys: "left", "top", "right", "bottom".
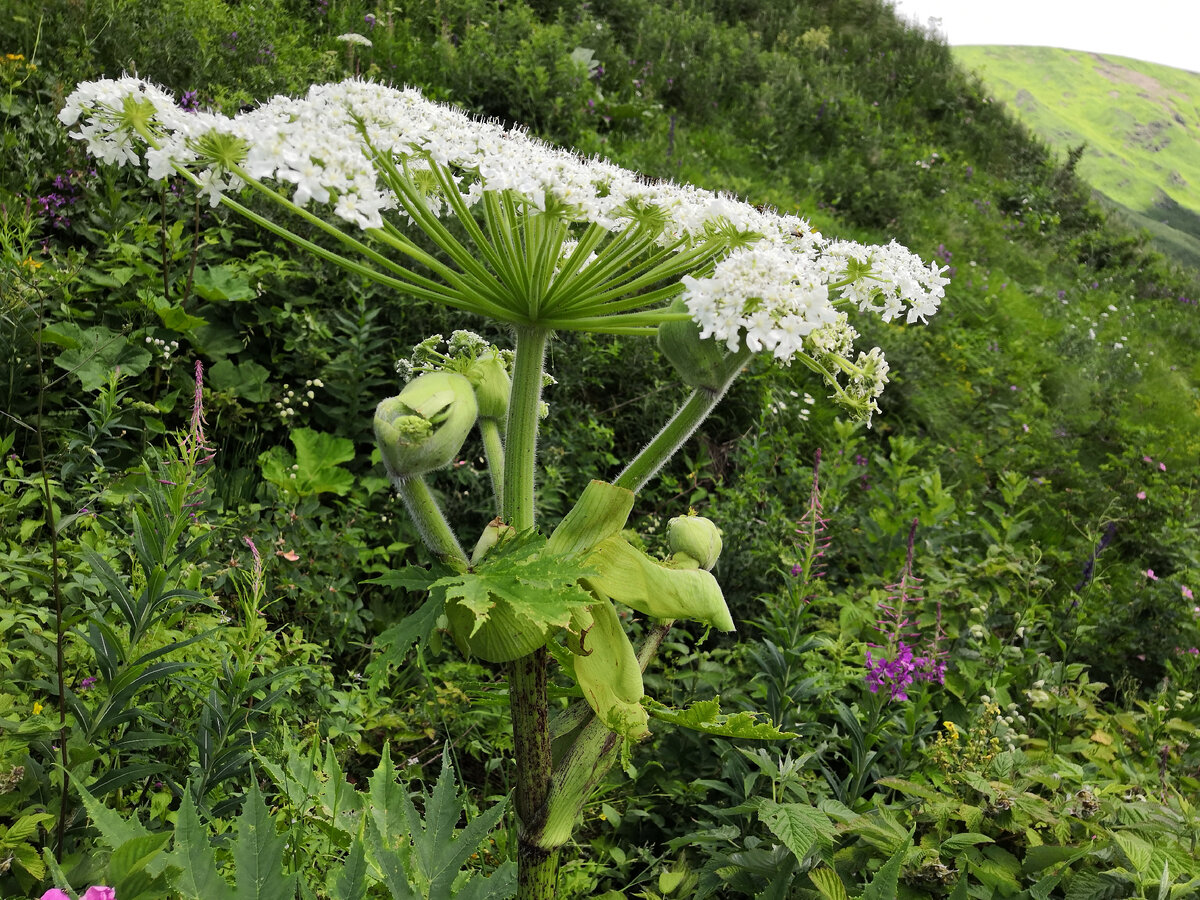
[{"left": 2, "top": 0, "right": 1199, "bottom": 897}]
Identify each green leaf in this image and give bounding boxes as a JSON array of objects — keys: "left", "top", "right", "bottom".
[
  {"left": 192, "top": 264, "right": 257, "bottom": 301},
  {"left": 659, "top": 871, "right": 686, "bottom": 894},
  {"left": 875, "top": 777, "right": 943, "bottom": 802},
  {"left": 12, "top": 841, "right": 46, "bottom": 879},
  {"left": 1023, "top": 845, "right": 1085, "bottom": 874},
  {"left": 862, "top": 837, "right": 911, "bottom": 900},
  {"left": 644, "top": 697, "right": 799, "bottom": 739},
  {"left": 232, "top": 782, "right": 298, "bottom": 900},
  {"left": 330, "top": 841, "right": 368, "bottom": 900},
  {"left": 209, "top": 359, "right": 271, "bottom": 402},
  {"left": 157, "top": 305, "right": 208, "bottom": 332},
  {"left": 259, "top": 428, "right": 356, "bottom": 497},
  {"left": 758, "top": 800, "right": 835, "bottom": 864},
  {"left": 439, "top": 530, "right": 597, "bottom": 661},
  {"left": 807, "top": 866, "right": 850, "bottom": 900},
  {"left": 73, "top": 775, "right": 153, "bottom": 849},
  {"left": 172, "top": 791, "right": 236, "bottom": 900},
  {"left": 940, "top": 833, "right": 995, "bottom": 854},
  {"left": 108, "top": 832, "right": 173, "bottom": 897},
  {"left": 1112, "top": 832, "right": 1154, "bottom": 874},
  {"left": 54, "top": 324, "right": 152, "bottom": 390},
  {"left": 2, "top": 812, "right": 54, "bottom": 843}
]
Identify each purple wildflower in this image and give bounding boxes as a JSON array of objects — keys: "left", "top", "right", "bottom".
[
  {"left": 178, "top": 90, "right": 200, "bottom": 112},
  {"left": 364, "top": 13, "right": 376, "bottom": 28},
  {"left": 865, "top": 519, "right": 946, "bottom": 701},
  {"left": 1073, "top": 521, "right": 1116, "bottom": 592}
]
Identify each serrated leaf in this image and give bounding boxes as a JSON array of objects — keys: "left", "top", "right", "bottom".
[
  {"left": 365, "top": 596, "right": 445, "bottom": 684},
  {"left": 808, "top": 866, "right": 850, "bottom": 900},
  {"left": 172, "top": 791, "right": 236, "bottom": 900},
  {"left": 1023, "top": 845, "right": 1085, "bottom": 874},
  {"left": 3, "top": 812, "right": 54, "bottom": 843},
  {"left": 439, "top": 530, "right": 597, "bottom": 661},
  {"left": 758, "top": 800, "right": 835, "bottom": 864},
  {"left": 940, "top": 833, "right": 995, "bottom": 853},
  {"left": 73, "top": 775, "right": 153, "bottom": 849},
  {"left": 875, "top": 777, "right": 943, "bottom": 801},
  {"left": 862, "top": 837, "right": 911, "bottom": 900},
  {"left": 232, "top": 782, "right": 298, "bottom": 900},
  {"left": 644, "top": 697, "right": 798, "bottom": 739},
  {"left": 330, "top": 841, "right": 369, "bottom": 900},
  {"left": 12, "top": 842, "right": 46, "bottom": 879},
  {"left": 1112, "top": 832, "right": 1154, "bottom": 875},
  {"left": 109, "top": 832, "right": 174, "bottom": 899}
]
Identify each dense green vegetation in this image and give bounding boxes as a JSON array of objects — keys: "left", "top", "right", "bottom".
[
  {"left": 2, "top": 0, "right": 1199, "bottom": 898},
  {"left": 954, "top": 46, "right": 1200, "bottom": 269}
]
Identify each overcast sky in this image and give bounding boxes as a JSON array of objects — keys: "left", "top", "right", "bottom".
[{"left": 887, "top": 0, "right": 1199, "bottom": 73}]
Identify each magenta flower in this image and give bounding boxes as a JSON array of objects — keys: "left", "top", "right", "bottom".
[
  {"left": 1136, "top": 491, "right": 1146, "bottom": 500},
  {"left": 83, "top": 889, "right": 116, "bottom": 900},
  {"left": 1143, "top": 455, "right": 1153, "bottom": 463},
  {"left": 1183, "top": 585, "right": 1194, "bottom": 601},
  {"left": 1146, "top": 569, "right": 1158, "bottom": 581},
  {"left": 1159, "top": 462, "right": 1167, "bottom": 471},
  {"left": 40, "top": 891, "right": 71, "bottom": 900}
]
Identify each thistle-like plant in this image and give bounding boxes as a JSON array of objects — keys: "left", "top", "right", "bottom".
[{"left": 61, "top": 76, "right": 949, "bottom": 898}]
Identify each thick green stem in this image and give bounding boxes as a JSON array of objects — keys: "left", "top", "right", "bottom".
[
  {"left": 392, "top": 476, "right": 468, "bottom": 566},
  {"left": 616, "top": 347, "right": 751, "bottom": 493},
  {"left": 478, "top": 417, "right": 506, "bottom": 513},
  {"left": 538, "top": 621, "right": 675, "bottom": 848},
  {"left": 503, "top": 326, "right": 557, "bottom": 900},
  {"left": 503, "top": 327, "right": 548, "bottom": 531}
]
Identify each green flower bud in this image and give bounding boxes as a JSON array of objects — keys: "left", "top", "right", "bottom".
[
  {"left": 465, "top": 351, "right": 511, "bottom": 420},
  {"left": 667, "top": 515, "right": 722, "bottom": 571},
  {"left": 471, "top": 516, "right": 515, "bottom": 565},
  {"left": 375, "top": 372, "right": 477, "bottom": 479},
  {"left": 657, "top": 297, "right": 730, "bottom": 392}
]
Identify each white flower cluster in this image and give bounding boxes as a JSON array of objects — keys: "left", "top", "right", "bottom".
[{"left": 60, "top": 77, "right": 949, "bottom": 374}]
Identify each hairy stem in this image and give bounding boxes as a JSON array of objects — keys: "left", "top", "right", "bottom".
[
  {"left": 503, "top": 325, "right": 557, "bottom": 899},
  {"left": 616, "top": 347, "right": 750, "bottom": 493},
  {"left": 392, "top": 475, "right": 468, "bottom": 566}
]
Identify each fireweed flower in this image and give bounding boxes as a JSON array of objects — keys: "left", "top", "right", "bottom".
[
  {"left": 59, "top": 77, "right": 947, "bottom": 420},
  {"left": 865, "top": 519, "right": 946, "bottom": 701}
]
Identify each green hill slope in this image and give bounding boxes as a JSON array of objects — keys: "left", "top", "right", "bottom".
[{"left": 954, "top": 45, "right": 1200, "bottom": 267}]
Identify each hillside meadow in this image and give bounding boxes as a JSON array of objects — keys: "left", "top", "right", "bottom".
[
  {"left": 953, "top": 45, "right": 1200, "bottom": 270},
  {"left": 2, "top": 1, "right": 1200, "bottom": 898}
]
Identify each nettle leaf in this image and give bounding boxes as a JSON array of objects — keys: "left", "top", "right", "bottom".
[
  {"left": 644, "top": 697, "right": 799, "bottom": 739},
  {"left": 758, "top": 800, "right": 836, "bottom": 864}
]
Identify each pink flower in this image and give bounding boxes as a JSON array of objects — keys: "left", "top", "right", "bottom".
[
  {"left": 1183, "top": 585, "right": 1194, "bottom": 601},
  {"left": 82, "top": 889, "right": 116, "bottom": 900},
  {"left": 41, "top": 891, "right": 72, "bottom": 900},
  {"left": 1136, "top": 491, "right": 1146, "bottom": 500},
  {"left": 1146, "top": 569, "right": 1158, "bottom": 581},
  {"left": 1159, "top": 462, "right": 1167, "bottom": 471},
  {"left": 1143, "top": 455, "right": 1153, "bottom": 463},
  {"left": 1022, "top": 424, "right": 1030, "bottom": 433}
]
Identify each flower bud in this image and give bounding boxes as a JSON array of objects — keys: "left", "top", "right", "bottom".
[
  {"left": 465, "top": 351, "right": 511, "bottom": 420},
  {"left": 657, "top": 298, "right": 730, "bottom": 392},
  {"left": 374, "top": 372, "right": 477, "bottom": 479},
  {"left": 667, "top": 514, "right": 722, "bottom": 570},
  {"left": 471, "top": 516, "right": 515, "bottom": 565}
]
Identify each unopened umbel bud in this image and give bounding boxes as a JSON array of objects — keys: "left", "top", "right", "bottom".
[
  {"left": 466, "top": 351, "right": 510, "bottom": 420},
  {"left": 667, "top": 514, "right": 722, "bottom": 570},
  {"left": 657, "top": 297, "right": 729, "bottom": 392},
  {"left": 374, "top": 372, "right": 477, "bottom": 479}
]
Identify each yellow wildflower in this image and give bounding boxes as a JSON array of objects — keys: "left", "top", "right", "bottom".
[{"left": 32, "top": 701, "right": 44, "bottom": 715}]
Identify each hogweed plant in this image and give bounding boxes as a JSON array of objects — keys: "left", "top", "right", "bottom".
[{"left": 61, "top": 76, "right": 949, "bottom": 897}]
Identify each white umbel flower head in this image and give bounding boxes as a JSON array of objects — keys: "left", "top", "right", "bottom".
[{"left": 60, "top": 76, "right": 948, "bottom": 411}]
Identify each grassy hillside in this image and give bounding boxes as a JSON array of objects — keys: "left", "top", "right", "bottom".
[{"left": 954, "top": 45, "right": 1200, "bottom": 267}]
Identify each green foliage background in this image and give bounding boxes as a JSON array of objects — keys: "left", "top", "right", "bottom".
[{"left": 2, "top": 0, "right": 1200, "bottom": 897}]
